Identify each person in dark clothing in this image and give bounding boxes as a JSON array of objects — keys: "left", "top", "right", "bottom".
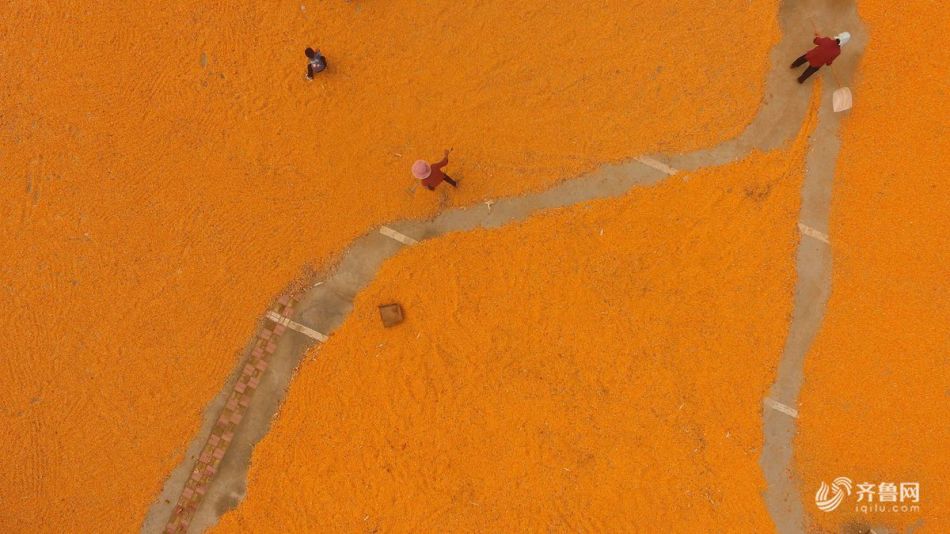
[
  {"left": 791, "top": 32, "right": 850, "bottom": 83},
  {"left": 305, "top": 48, "right": 327, "bottom": 79}
]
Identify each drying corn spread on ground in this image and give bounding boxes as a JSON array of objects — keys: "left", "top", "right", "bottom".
[
  {"left": 0, "top": 1, "right": 778, "bottom": 531},
  {"left": 214, "top": 109, "right": 816, "bottom": 532},
  {"left": 7, "top": 0, "right": 947, "bottom": 532},
  {"left": 795, "top": 1, "right": 950, "bottom": 532}
]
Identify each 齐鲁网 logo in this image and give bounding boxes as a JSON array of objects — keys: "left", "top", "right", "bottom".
[{"left": 815, "top": 477, "right": 921, "bottom": 514}]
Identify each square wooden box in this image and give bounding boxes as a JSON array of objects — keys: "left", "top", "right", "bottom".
[{"left": 378, "top": 303, "right": 404, "bottom": 327}]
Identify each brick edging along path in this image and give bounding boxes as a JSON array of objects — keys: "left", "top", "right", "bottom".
[{"left": 161, "top": 296, "right": 297, "bottom": 534}]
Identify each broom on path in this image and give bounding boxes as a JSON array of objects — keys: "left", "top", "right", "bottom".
[{"left": 807, "top": 16, "right": 854, "bottom": 112}]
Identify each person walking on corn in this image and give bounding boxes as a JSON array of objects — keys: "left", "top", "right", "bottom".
[
  {"left": 791, "top": 31, "right": 850, "bottom": 83},
  {"left": 305, "top": 47, "right": 327, "bottom": 79},
  {"left": 412, "top": 149, "right": 457, "bottom": 190}
]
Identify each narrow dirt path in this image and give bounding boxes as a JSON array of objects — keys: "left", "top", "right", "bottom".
[
  {"left": 760, "top": 2, "right": 866, "bottom": 533},
  {"left": 142, "top": 2, "right": 865, "bottom": 532}
]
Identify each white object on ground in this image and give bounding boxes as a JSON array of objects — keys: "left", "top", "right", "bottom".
[
  {"left": 764, "top": 397, "right": 799, "bottom": 418},
  {"left": 380, "top": 226, "right": 419, "bottom": 246},
  {"left": 832, "top": 87, "right": 853, "bottom": 112},
  {"left": 265, "top": 311, "right": 328, "bottom": 342},
  {"left": 798, "top": 222, "right": 830, "bottom": 244},
  {"left": 635, "top": 156, "right": 678, "bottom": 176}
]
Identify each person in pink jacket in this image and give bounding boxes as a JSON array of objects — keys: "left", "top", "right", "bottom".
[{"left": 791, "top": 31, "right": 850, "bottom": 83}]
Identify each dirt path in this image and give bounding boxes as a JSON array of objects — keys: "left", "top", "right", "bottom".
[
  {"left": 760, "top": 2, "right": 867, "bottom": 533},
  {"left": 142, "top": 2, "right": 865, "bottom": 532}
]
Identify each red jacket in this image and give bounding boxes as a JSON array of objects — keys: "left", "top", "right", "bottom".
[
  {"left": 422, "top": 156, "right": 449, "bottom": 189},
  {"left": 806, "top": 36, "right": 841, "bottom": 67}
]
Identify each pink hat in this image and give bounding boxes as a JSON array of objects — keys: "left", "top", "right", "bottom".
[{"left": 411, "top": 160, "right": 431, "bottom": 180}]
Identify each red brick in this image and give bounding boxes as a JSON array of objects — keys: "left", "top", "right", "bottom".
[
  {"left": 259, "top": 329, "right": 272, "bottom": 340},
  {"left": 248, "top": 376, "right": 260, "bottom": 388},
  {"left": 255, "top": 359, "right": 268, "bottom": 371},
  {"left": 230, "top": 411, "right": 243, "bottom": 424},
  {"left": 222, "top": 431, "right": 234, "bottom": 442},
  {"left": 234, "top": 381, "right": 247, "bottom": 393},
  {"left": 273, "top": 324, "right": 286, "bottom": 335},
  {"left": 265, "top": 341, "right": 277, "bottom": 354},
  {"left": 238, "top": 393, "right": 252, "bottom": 407},
  {"left": 213, "top": 447, "right": 226, "bottom": 459}
]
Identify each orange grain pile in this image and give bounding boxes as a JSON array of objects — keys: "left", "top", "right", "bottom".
[
  {"left": 794, "top": 2, "right": 950, "bottom": 532},
  {"left": 214, "top": 107, "right": 816, "bottom": 532},
  {"left": 0, "top": 1, "right": 779, "bottom": 531}
]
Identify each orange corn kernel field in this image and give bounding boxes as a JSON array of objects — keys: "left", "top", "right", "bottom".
[{"left": 794, "top": 1, "right": 950, "bottom": 532}]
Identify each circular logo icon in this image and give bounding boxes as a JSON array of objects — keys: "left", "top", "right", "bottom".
[{"left": 815, "top": 477, "right": 853, "bottom": 512}]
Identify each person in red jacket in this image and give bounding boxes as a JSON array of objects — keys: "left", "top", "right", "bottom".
[
  {"left": 412, "top": 149, "right": 457, "bottom": 190},
  {"left": 791, "top": 31, "right": 851, "bottom": 83}
]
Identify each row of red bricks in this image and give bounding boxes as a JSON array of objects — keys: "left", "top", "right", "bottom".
[{"left": 164, "top": 295, "right": 297, "bottom": 533}]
